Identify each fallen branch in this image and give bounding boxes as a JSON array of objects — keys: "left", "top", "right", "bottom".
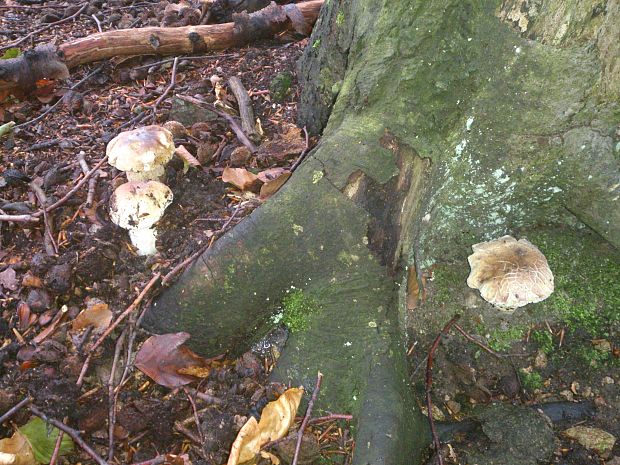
[
  {"left": 0, "top": 396, "right": 32, "bottom": 424},
  {"left": 0, "top": 213, "right": 38, "bottom": 222},
  {"left": 0, "top": 1, "right": 323, "bottom": 94},
  {"left": 228, "top": 76, "right": 256, "bottom": 138}
]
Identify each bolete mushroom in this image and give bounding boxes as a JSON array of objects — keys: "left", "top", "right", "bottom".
[
  {"left": 109, "top": 181, "right": 173, "bottom": 256},
  {"left": 107, "top": 125, "right": 175, "bottom": 181},
  {"left": 466, "top": 235, "right": 554, "bottom": 312}
]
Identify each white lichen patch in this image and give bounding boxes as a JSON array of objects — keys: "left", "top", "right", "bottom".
[
  {"left": 312, "top": 170, "right": 324, "bottom": 184},
  {"left": 466, "top": 116, "right": 475, "bottom": 131},
  {"left": 292, "top": 224, "right": 304, "bottom": 235},
  {"left": 455, "top": 139, "right": 468, "bottom": 155}
]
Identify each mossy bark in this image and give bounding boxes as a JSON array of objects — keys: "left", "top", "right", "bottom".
[{"left": 146, "top": 0, "right": 619, "bottom": 462}]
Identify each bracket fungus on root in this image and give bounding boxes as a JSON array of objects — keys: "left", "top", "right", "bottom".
[
  {"left": 107, "top": 125, "right": 175, "bottom": 182},
  {"left": 109, "top": 181, "right": 173, "bottom": 256},
  {"left": 466, "top": 235, "right": 554, "bottom": 312}
]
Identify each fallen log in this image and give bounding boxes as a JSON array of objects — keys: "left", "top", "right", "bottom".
[{"left": 0, "top": 0, "right": 323, "bottom": 94}]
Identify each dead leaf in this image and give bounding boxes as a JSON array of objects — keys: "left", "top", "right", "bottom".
[
  {"left": 72, "top": 298, "right": 112, "bottom": 332},
  {"left": 257, "top": 126, "right": 306, "bottom": 163},
  {"left": 0, "top": 267, "right": 17, "bottom": 291},
  {"left": 0, "top": 430, "right": 36, "bottom": 465},
  {"left": 175, "top": 145, "right": 202, "bottom": 171},
  {"left": 259, "top": 170, "right": 290, "bottom": 200},
  {"left": 227, "top": 387, "right": 303, "bottom": 465},
  {"left": 177, "top": 366, "right": 210, "bottom": 378},
  {"left": 222, "top": 167, "right": 263, "bottom": 193},
  {"left": 21, "top": 273, "right": 43, "bottom": 288},
  {"left": 135, "top": 332, "right": 211, "bottom": 388},
  {"left": 17, "top": 301, "right": 31, "bottom": 331}
]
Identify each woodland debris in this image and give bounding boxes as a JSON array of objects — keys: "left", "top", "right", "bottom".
[
  {"left": 0, "top": 1, "right": 323, "bottom": 94},
  {"left": 228, "top": 76, "right": 257, "bottom": 140}
]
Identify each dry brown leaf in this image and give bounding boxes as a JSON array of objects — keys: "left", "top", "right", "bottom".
[
  {"left": 222, "top": 167, "right": 263, "bottom": 193},
  {"left": 21, "top": 273, "right": 43, "bottom": 288},
  {"left": 135, "top": 332, "right": 210, "bottom": 388},
  {"left": 175, "top": 145, "right": 202, "bottom": 169},
  {"left": 257, "top": 169, "right": 290, "bottom": 200},
  {"left": 0, "top": 430, "right": 36, "bottom": 465},
  {"left": 177, "top": 366, "right": 210, "bottom": 378},
  {"left": 227, "top": 387, "right": 303, "bottom": 465},
  {"left": 72, "top": 299, "right": 112, "bottom": 332},
  {"left": 257, "top": 126, "right": 306, "bottom": 163},
  {"left": 260, "top": 451, "right": 280, "bottom": 465}
]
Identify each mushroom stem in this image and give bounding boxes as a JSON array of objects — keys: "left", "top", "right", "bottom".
[{"left": 129, "top": 228, "right": 158, "bottom": 256}]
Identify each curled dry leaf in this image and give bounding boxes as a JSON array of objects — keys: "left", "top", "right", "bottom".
[
  {"left": 0, "top": 430, "right": 36, "bottom": 465},
  {"left": 175, "top": 145, "right": 202, "bottom": 172},
  {"left": 72, "top": 298, "right": 113, "bottom": 332},
  {"left": 227, "top": 387, "right": 304, "bottom": 465},
  {"left": 257, "top": 168, "right": 290, "bottom": 200},
  {"left": 135, "top": 332, "right": 211, "bottom": 388},
  {"left": 222, "top": 167, "right": 263, "bottom": 193}
]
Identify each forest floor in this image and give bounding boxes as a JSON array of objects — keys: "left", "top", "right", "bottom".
[
  {"left": 1, "top": 1, "right": 619, "bottom": 465},
  {"left": 0, "top": 1, "right": 351, "bottom": 464}
]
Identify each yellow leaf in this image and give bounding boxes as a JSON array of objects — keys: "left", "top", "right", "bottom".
[
  {"left": 226, "top": 387, "right": 303, "bottom": 465},
  {"left": 0, "top": 431, "right": 36, "bottom": 465}
]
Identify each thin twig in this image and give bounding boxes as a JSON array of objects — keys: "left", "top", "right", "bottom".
[
  {"left": 426, "top": 314, "right": 461, "bottom": 465},
  {"left": 77, "top": 273, "right": 161, "bottom": 387},
  {"left": 131, "top": 53, "right": 237, "bottom": 70},
  {"left": 108, "top": 328, "right": 127, "bottom": 461},
  {"left": 161, "top": 204, "right": 242, "bottom": 285},
  {"left": 29, "top": 405, "right": 109, "bottom": 465},
  {"left": 453, "top": 324, "right": 503, "bottom": 359},
  {"left": 0, "top": 213, "right": 38, "bottom": 222},
  {"left": 30, "top": 182, "right": 58, "bottom": 255},
  {"left": 33, "top": 155, "right": 108, "bottom": 217},
  {"left": 292, "top": 372, "right": 323, "bottom": 465},
  {"left": 151, "top": 57, "right": 178, "bottom": 122},
  {"left": 0, "top": 3, "right": 88, "bottom": 51},
  {"left": 177, "top": 94, "right": 258, "bottom": 153},
  {"left": 48, "top": 416, "right": 68, "bottom": 465},
  {"left": 308, "top": 414, "right": 353, "bottom": 424},
  {"left": 16, "top": 65, "right": 104, "bottom": 129},
  {"left": 0, "top": 396, "right": 32, "bottom": 424},
  {"left": 91, "top": 14, "right": 103, "bottom": 32},
  {"left": 290, "top": 126, "right": 310, "bottom": 172}
]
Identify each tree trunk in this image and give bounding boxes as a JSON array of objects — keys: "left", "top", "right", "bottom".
[{"left": 145, "top": 0, "right": 620, "bottom": 462}]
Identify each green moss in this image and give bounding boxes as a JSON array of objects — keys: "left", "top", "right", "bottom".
[
  {"left": 312, "top": 39, "right": 321, "bottom": 49},
  {"left": 519, "top": 370, "right": 543, "bottom": 392},
  {"left": 527, "top": 229, "right": 620, "bottom": 338},
  {"left": 280, "top": 289, "right": 321, "bottom": 333},
  {"left": 431, "top": 265, "right": 468, "bottom": 304},
  {"left": 486, "top": 326, "right": 526, "bottom": 352},
  {"left": 269, "top": 72, "right": 293, "bottom": 103},
  {"left": 532, "top": 329, "right": 554, "bottom": 354},
  {"left": 336, "top": 10, "right": 345, "bottom": 26}
]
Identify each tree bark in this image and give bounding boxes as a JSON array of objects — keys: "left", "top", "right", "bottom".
[
  {"left": 146, "top": 0, "right": 620, "bottom": 463},
  {"left": 0, "top": 1, "right": 322, "bottom": 93}
]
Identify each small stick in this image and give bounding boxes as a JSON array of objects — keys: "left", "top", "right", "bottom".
[
  {"left": 308, "top": 414, "right": 353, "bottom": 424},
  {"left": 292, "top": 372, "right": 323, "bottom": 465},
  {"left": 290, "top": 126, "right": 310, "bottom": 172},
  {"left": 0, "top": 396, "right": 32, "bottom": 424},
  {"left": 30, "top": 182, "right": 58, "bottom": 255},
  {"left": 131, "top": 53, "right": 237, "bottom": 70},
  {"left": 33, "top": 155, "right": 108, "bottom": 217},
  {"left": 151, "top": 57, "right": 179, "bottom": 121},
  {"left": 426, "top": 315, "right": 461, "bottom": 465},
  {"left": 91, "top": 14, "right": 103, "bottom": 33},
  {"left": 161, "top": 204, "right": 241, "bottom": 285},
  {"left": 29, "top": 405, "right": 109, "bottom": 465},
  {"left": 0, "top": 214, "right": 38, "bottom": 222},
  {"left": 108, "top": 328, "right": 127, "bottom": 461},
  {"left": 16, "top": 65, "right": 104, "bottom": 129},
  {"left": 177, "top": 94, "right": 257, "bottom": 153},
  {"left": 78, "top": 151, "right": 99, "bottom": 207},
  {"left": 77, "top": 273, "right": 161, "bottom": 387},
  {"left": 228, "top": 76, "right": 256, "bottom": 138},
  {"left": 48, "top": 416, "right": 68, "bottom": 465},
  {"left": 453, "top": 324, "right": 503, "bottom": 359},
  {"left": 0, "top": 3, "right": 88, "bottom": 51}
]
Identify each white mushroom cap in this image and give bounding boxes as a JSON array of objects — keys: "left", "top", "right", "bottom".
[
  {"left": 109, "top": 181, "right": 173, "bottom": 255},
  {"left": 107, "top": 125, "right": 175, "bottom": 181},
  {"left": 466, "top": 235, "right": 554, "bottom": 312}
]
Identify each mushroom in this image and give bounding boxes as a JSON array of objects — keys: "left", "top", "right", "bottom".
[
  {"left": 466, "top": 235, "right": 554, "bottom": 312},
  {"left": 107, "top": 125, "right": 175, "bottom": 181},
  {"left": 109, "top": 181, "right": 173, "bottom": 256}
]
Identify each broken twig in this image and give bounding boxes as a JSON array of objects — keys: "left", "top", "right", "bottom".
[{"left": 292, "top": 371, "right": 323, "bottom": 465}]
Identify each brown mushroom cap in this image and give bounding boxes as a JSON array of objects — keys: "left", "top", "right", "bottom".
[
  {"left": 107, "top": 125, "right": 174, "bottom": 179},
  {"left": 466, "top": 235, "right": 554, "bottom": 311}
]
